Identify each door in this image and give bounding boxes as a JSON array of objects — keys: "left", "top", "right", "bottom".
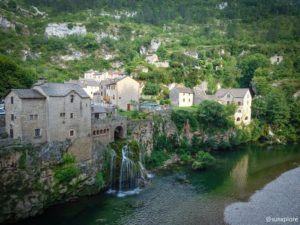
[
  {"left": 9, "top": 129, "right": 13, "bottom": 138},
  {"left": 127, "top": 104, "right": 131, "bottom": 111}
]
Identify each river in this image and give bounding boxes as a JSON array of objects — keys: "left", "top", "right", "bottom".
[{"left": 15, "top": 144, "right": 300, "bottom": 225}]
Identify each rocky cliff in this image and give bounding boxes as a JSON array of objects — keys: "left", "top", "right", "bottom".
[{"left": 0, "top": 140, "right": 106, "bottom": 223}]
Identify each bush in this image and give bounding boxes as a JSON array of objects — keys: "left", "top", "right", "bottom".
[
  {"left": 54, "top": 153, "right": 80, "bottom": 184},
  {"left": 145, "top": 150, "right": 169, "bottom": 168},
  {"left": 171, "top": 110, "right": 198, "bottom": 131},
  {"left": 143, "top": 82, "right": 160, "bottom": 95},
  {"left": 191, "top": 151, "right": 216, "bottom": 170}
]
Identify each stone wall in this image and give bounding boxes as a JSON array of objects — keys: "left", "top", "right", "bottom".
[{"left": 91, "top": 116, "right": 127, "bottom": 143}]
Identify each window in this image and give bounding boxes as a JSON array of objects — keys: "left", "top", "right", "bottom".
[
  {"left": 227, "top": 101, "right": 230, "bottom": 105},
  {"left": 238, "top": 102, "right": 242, "bottom": 106},
  {"left": 34, "top": 129, "right": 41, "bottom": 137},
  {"left": 100, "top": 129, "right": 103, "bottom": 134},
  {"left": 60, "top": 113, "right": 65, "bottom": 117},
  {"left": 238, "top": 110, "right": 242, "bottom": 113},
  {"left": 30, "top": 114, "right": 38, "bottom": 120},
  {"left": 236, "top": 117, "right": 241, "bottom": 122},
  {"left": 95, "top": 113, "right": 99, "bottom": 119},
  {"left": 70, "top": 113, "right": 74, "bottom": 119},
  {"left": 245, "top": 116, "right": 248, "bottom": 120},
  {"left": 93, "top": 130, "right": 96, "bottom": 135},
  {"left": 188, "top": 98, "right": 190, "bottom": 102},
  {"left": 119, "top": 97, "right": 121, "bottom": 99},
  {"left": 101, "top": 92, "right": 103, "bottom": 96},
  {"left": 70, "top": 95, "right": 74, "bottom": 103},
  {"left": 11, "top": 96, "right": 14, "bottom": 104},
  {"left": 11, "top": 114, "right": 14, "bottom": 121},
  {"left": 113, "top": 95, "right": 115, "bottom": 100},
  {"left": 69, "top": 130, "right": 74, "bottom": 137},
  {"left": 227, "top": 94, "right": 231, "bottom": 98},
  {"left": 183, "top": 98, "right": 185, "bottom": 102},
  {"left": 97, "top": 130, "right": 99, "bottom": 135}
]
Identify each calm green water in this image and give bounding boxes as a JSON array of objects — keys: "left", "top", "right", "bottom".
[{"left": 15, "top": 144, "right": 300, "bottom": 225}]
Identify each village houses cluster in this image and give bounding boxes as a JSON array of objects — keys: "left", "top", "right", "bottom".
[
  {"left": 170, "top": 82, "right": 252, "bottom": 125},
  {"left": 4, "top": 69, "right": 252, "bottom": 145},
  {"left": 4, "top": 69, "right": 139, "bottom": 145}
]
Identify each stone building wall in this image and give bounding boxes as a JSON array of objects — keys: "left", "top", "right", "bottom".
[
  {"left": 43, "top": 92, "right": 91, "bottom": 142},
  {"left": 91, "top": 116, "right": 127, "bottom": 143}
]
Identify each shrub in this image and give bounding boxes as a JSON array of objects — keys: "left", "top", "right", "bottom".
[
  {"left": 192, "top": 151, "right": 216, "bottom": 170},
  {"left": 143, "top": 82, "right": 160, "bottom": 95},
  {"left": 171, "top": 110, "right": 198, "bottom": 131},
  {"left": 54, "top": 153, "right": 80, "bottom": 184}
]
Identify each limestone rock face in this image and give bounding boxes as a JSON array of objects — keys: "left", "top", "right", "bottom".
[
  {"left": 0, "top": 140, "right": 105, "bottom": 224},
  {"left": 45, "top": 23, "right": 87, "bottom": 38},
  {"left": 149, "top": 39, "right": 161, "bottom": 53},
  {"left": 0, "top": 16, "right": 15, "bottom": 30}
]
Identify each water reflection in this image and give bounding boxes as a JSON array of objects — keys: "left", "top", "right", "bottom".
[
  {"left": 230, "top": 155, "right": 249, "bottom": 190},
  {"left": 14, "top": 144, "right": 300, "bottom": 225}
]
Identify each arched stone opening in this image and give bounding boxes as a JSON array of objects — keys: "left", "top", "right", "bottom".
[{"left": 114, "top": 126, "right": 124, "bottom": 140}]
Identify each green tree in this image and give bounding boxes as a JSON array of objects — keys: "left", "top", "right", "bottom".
[
  {"left": 142, "top": 82, "right": 160, "bottom": 95},
  {"left": 196, "top": 100, "right": 235, "bottom": 131},
  {"left": 0, "top": 55, "right": 35, "bottom": 97},
  {"left": 238, "top": 54, "right": 270, "bottom": 87}
]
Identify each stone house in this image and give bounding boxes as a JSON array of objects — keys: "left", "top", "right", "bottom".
[
  {"left": 65, "top": 79, "right": 100, "bottom": 102},
  {"left": 5, "top": 81, "right": 92, "bottom": 144},
  {"left": 99, "top": 76, "right": 140, "bottom": 111},
  {"left": 5, "top": 89, "right": 47, "bottom": 145},
  {"left": 215, "top": 88, "right": 252, "bottom": 125},
  {"left": 170, "top": 85, "right": 194, "bottom": 107}
]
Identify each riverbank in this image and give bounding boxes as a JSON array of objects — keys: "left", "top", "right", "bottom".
[
  {"left": 224, "top": 166, "right": 300, "bottom": 225},
  {"left": 11, "top": 144, "right": 300, "bottom": 225}
]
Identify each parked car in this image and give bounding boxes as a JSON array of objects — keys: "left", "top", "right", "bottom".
[
  {"left": 140, "top": 102, "right": 161, "bottom": 113},
  {"left": 0, "top": 108, "right": 5, "bottom": 115}
]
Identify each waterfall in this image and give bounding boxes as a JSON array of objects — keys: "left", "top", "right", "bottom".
[
  {"left": 107, "top": 149, "right": 116, "bottom": 194},
  {"left": 117, "top": 145, "right": 140, "bottom": 197},
  {"left": 106, "top": 144, "right": 153, "bottom": 197},
  {"left": 138, "top": 150, "right": 154, "bottom": 179}
]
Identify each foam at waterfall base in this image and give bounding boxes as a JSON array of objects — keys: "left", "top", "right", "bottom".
[
  {"left": 117, "top": 188, "right": 142, "bottom": 197},
  {"left": 106, "top": 189, "right": 117, "bottom": 194},
  {"left": 146, "top": 173, "right": 155, "bottom": 179}
]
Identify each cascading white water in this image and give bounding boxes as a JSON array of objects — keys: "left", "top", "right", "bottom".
[
  {"left": 117, "top": 145, "right": 140, "bottom": 197},
  {"left": 107, "top": 149, "right": 116, "bottom": 194}
]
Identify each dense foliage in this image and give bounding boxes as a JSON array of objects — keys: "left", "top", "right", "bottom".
[
  {"left": 54, "top": 154, "right": 80, "bottom": 184},
  {"left": 0, "top": 55, "right": 35, "bottom": 96},
  {"left": 0, "top": 0, "right": 299, "bottom": 140}
]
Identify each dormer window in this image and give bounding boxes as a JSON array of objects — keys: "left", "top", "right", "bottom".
[
  {"left": 11, "top": 96, "right": 14, "bottom": 104},
  {"left": 70, "top": 95, "right": 74, "bottom": 103}
]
